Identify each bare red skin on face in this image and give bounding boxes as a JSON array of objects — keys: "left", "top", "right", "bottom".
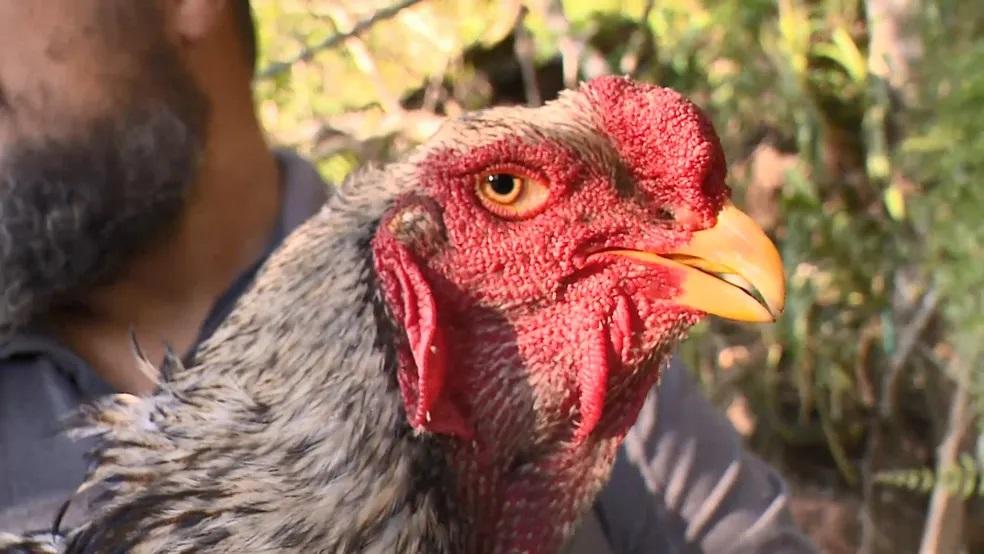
[{"left": 373, "top": 76, "right": 729, "bottom": 552}]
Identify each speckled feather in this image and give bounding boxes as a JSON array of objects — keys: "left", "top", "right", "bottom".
[{"left": 0, "top": 76, "right": 731, "bottom": 554}]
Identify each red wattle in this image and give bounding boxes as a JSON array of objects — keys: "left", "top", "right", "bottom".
[{"left": 573, "top": 322, "right": 610, "bottom": 444}]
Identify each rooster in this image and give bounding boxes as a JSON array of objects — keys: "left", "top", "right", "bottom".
[{"left": 0, "top": 76, "right": 785, "bottom": 554}]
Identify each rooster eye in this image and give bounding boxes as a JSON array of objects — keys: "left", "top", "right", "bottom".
[{"left": 476, "top": 171, "right": 550, "bottom": 220}]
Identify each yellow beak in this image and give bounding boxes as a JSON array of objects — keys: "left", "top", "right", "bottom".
[{"left": 607, "top": 200, "right": 786, "bottom": 322}]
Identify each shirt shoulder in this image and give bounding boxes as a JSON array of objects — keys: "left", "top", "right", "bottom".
[
  {"left": 595, "top": 357, "right": 819, "bottom": 554},
  {"left": 0, "top": 353, "right": 95, "bottom": 534}
]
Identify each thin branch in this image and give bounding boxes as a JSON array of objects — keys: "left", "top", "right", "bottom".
[
  {"left": 619, "top": 0, "right": 656, "bottom": 77},
  {"left": 864, "top": 0, "right": 923, "bottom": 104},
  {"left": 919, "top": 359, "right": 974, "bottom": 554},
  {"left": 325, "top": 5, "right": 401, "bottom": 114},
  {"left": 257, "top": 0, "right": 426, "bottom": 81},
  {"left": 512, "top": 6, "right": 542, "bottom": 107},
  {"left": 420, "top": 60, "right": 449, "bottom": 115},
  {"left": 545, "top": 0, "right": 583, "bottom": 89},
  {"left": 861, "top": 284, "right": 939, "bottom": 553},
  {"left": 879, "top": 287, "right": 940, "bottom": 418}
]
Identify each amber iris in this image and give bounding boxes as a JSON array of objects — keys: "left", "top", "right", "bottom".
[{"left": 476, "top": 171, "right": 551, "bottom": 219}]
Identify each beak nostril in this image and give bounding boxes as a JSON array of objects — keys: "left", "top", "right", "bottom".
[{"left": 654, "top": 207, "right": 674, "bottom": 221}]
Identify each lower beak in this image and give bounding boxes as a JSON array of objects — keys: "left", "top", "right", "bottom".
[{"left": 604, "top": 200, "right": 786, "bottom": 322}]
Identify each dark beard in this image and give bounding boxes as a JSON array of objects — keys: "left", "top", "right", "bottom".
[{"left": 0, "top": 56, "right": 208, "bottom": 338}]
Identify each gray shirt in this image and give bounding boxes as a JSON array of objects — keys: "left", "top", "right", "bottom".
[{"left": 0, "top": 151, "right": 817, "bottom": 553}]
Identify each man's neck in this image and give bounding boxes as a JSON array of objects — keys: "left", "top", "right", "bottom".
[{"left": 49, "top": 94, "right": 282, "bottom": 395}]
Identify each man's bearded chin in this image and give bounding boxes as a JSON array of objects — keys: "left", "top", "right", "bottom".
[{"left": 0, "top": 84, "right": 208, "bottom": 338}]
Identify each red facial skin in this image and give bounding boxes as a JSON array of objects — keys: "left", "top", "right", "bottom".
[{"left": 373, "top": 76, "right": 731, "bottom": 552}]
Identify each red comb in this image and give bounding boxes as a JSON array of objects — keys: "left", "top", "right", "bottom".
[{"left": 583, "top": 76, "right": 729, "bottom": 228}]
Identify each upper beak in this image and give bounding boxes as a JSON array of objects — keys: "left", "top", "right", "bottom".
[{"left": 602, "top": 200, "right": 786, "bottom": 322}]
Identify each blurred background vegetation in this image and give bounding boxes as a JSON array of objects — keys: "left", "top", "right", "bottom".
[{"left": 250, "top": 1, "right": 982, "bottom": 552}]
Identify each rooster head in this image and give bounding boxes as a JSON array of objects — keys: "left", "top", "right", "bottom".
[{"left": 371, "top": 75, "right": 785, "bottom": 549}]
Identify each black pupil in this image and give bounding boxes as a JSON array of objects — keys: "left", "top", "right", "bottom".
[{"left": 487, "top": 173, "right": 517, "bottom": 196}]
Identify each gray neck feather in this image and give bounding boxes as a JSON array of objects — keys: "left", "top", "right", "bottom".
[{"left": 66, "top": 167, "right": 462, "bottom": 553}]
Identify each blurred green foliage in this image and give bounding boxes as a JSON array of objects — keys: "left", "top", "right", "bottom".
[
  {"left": 905, "top": 8, "right": 984, "bottom": 376},
  {"left": 251, "top": 0, "right": 983, "bottom": 549}
]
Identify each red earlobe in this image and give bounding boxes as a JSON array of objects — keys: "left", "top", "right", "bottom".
[{"left": 374, "top": 234, "right": 472, "bottom": 439}]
